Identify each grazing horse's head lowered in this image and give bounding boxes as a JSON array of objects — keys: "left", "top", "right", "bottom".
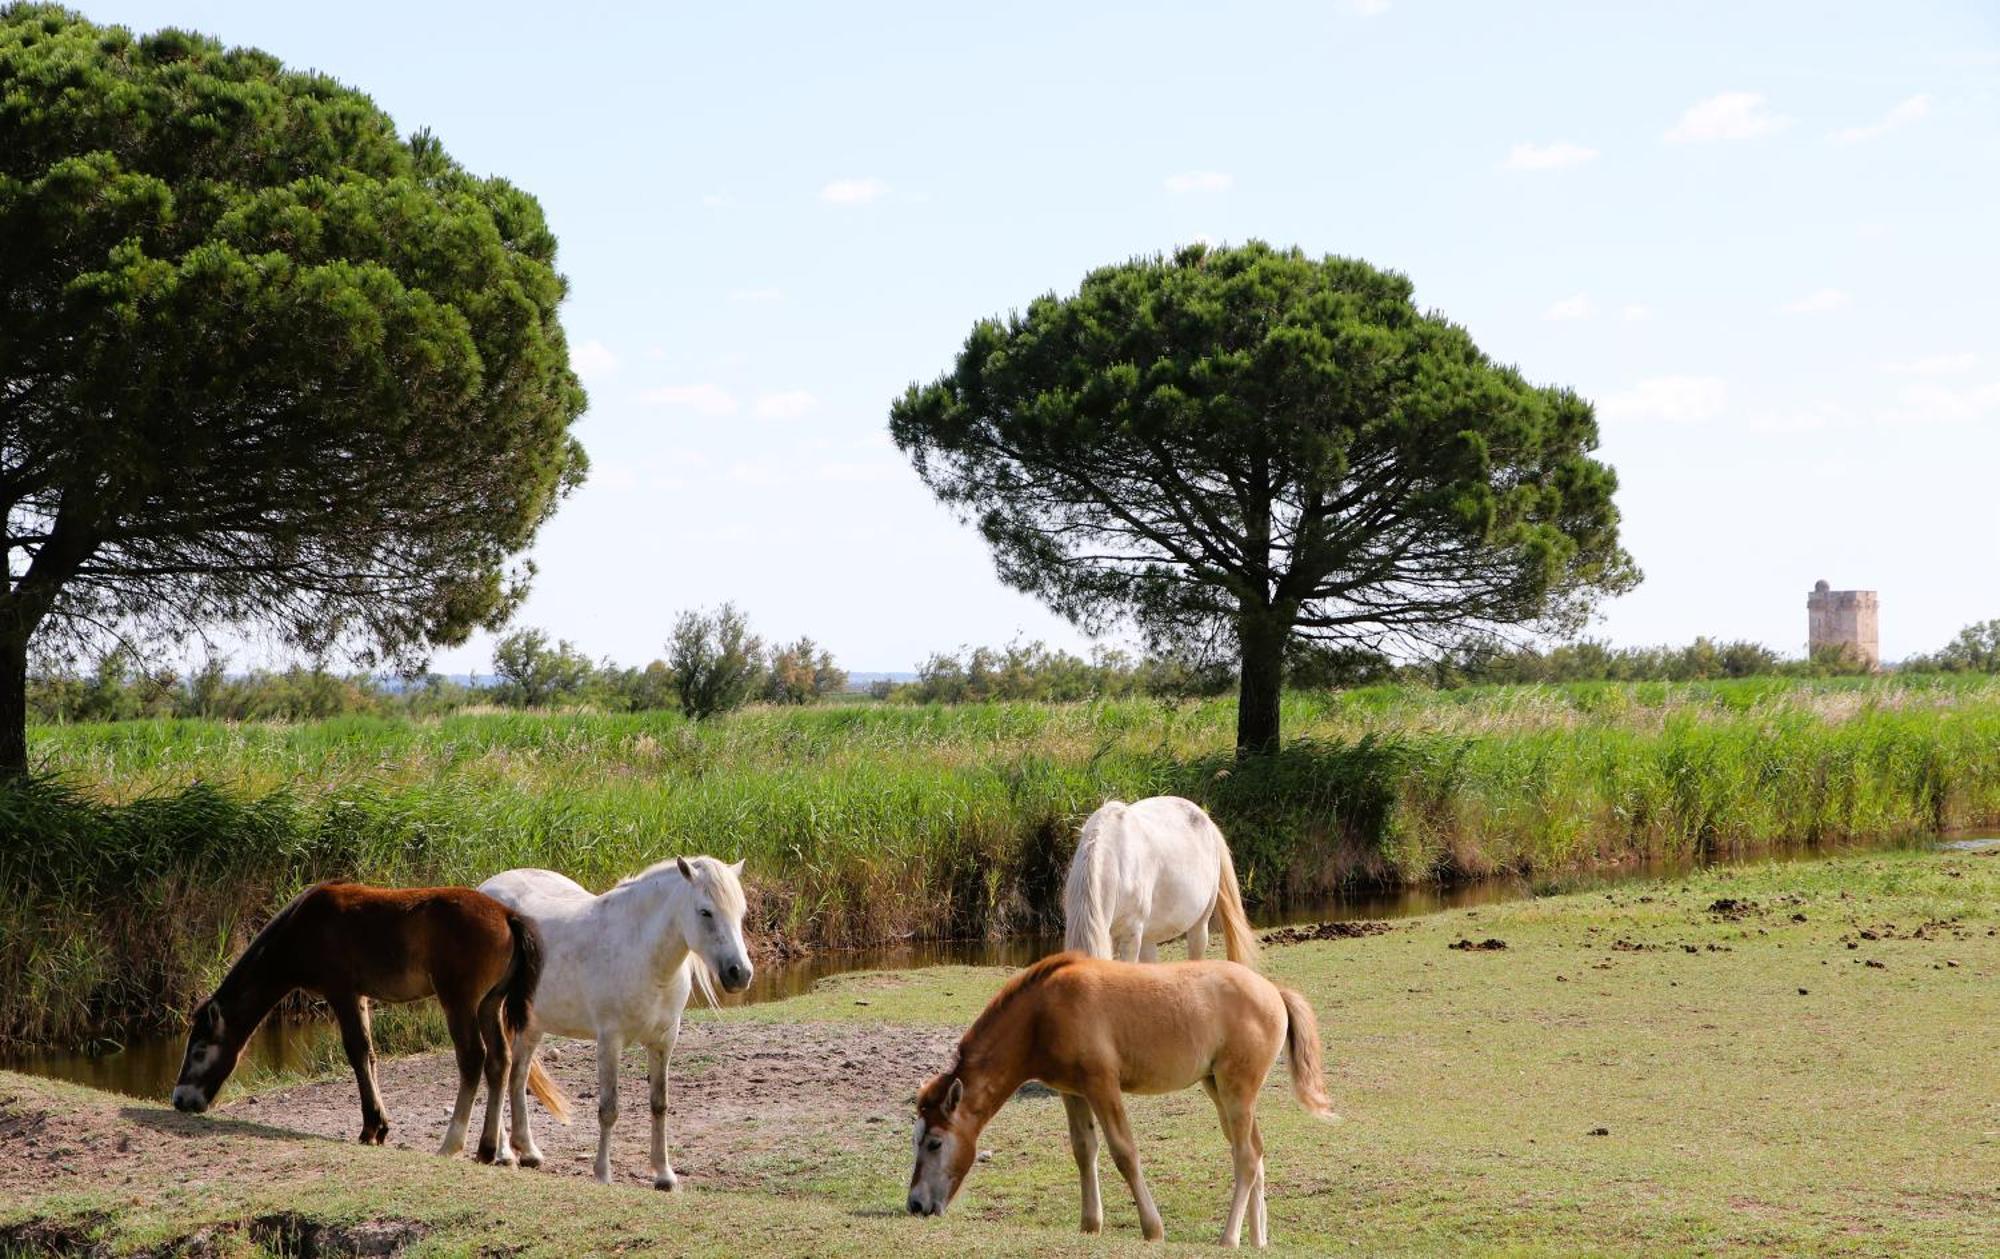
[
  {"left": 675, "top": 856, "right": 754, "bottom": 994},
  {"left": 907, "top": 1072, "right": 978, "bottom": 1216},
  {"left": 172, "top": 997, "right": 241, "bottom": 1113}
]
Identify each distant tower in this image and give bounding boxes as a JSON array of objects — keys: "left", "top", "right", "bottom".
[{"left": 1806, "top": 580, "right": 1880, "bottom": 669}]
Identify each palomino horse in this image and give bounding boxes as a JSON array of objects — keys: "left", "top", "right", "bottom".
[
  {"left": 908, "top": 952, "right": 1335, "bottom": 1248},
  {"left": 1064, "top": 796, "right": 1257, "bottom": 965},
  {"left": 172, "top": 882, "right": 567, "bottom": 1162},
  {"left": 480, "top": 856, "right": 753, "bottom": 1189}
]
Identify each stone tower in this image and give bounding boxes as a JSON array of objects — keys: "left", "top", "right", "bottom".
[{"left": 1807, "top": 580, "right": 1880, "bottom": 670}]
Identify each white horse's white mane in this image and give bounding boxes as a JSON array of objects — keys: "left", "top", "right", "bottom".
[{"left": 609, "top": 855, "right": 748, "bottom": 1007}]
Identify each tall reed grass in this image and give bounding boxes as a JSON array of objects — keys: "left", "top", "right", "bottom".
[{"left": 9, "top": 674, "right": 2000, "bottom": 1047}]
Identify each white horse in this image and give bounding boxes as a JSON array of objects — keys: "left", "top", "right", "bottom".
[
  {"left": 1063, "top": 796, "right": 1257, "bottom": 966},
  {"left": 479, "top": 856, "right": 753, "bottom": 1190}
]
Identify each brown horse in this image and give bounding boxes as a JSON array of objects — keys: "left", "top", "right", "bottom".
[
  {"left": 908, "top": 952, "right": 1336, "bottom": 1248},
  {"left": 172, "top": 882, "right": 569, "bottom": 1162}
]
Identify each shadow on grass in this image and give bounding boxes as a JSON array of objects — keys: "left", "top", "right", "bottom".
[{"left": 120, "top": 1103, "right": 346, "bottom": 1145}]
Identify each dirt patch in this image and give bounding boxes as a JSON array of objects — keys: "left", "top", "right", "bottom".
[
  {"left": 0, "top": 1213, "right": 111, "bottom": 1256},
  {"left": 0, "top": 1018, "right": 961, "bottom": 1216},
  {"left": 1706, "top": 898, "right": 1756, "bottom": 919},
  {"left": 1260, "top": 920, "right": 1393, "bottom": 946},
  {"left": 247, "top": 1212, "right": 426, "bottom": 1257},
  {"left": 219, "top": 1019, "right": 959, "bottom": 1191},
  {"left": 1448, "top": 938, "right": 1508, "bottom": 952}
]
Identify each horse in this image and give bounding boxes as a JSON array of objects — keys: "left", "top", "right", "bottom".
[
  {"left": 479, "top": 856, "right": 753, "bottom": 1189},
  {"left": 1064, "top": 796, "right": 1258, "bottom": 967},
  {"left": 907, "top": 952, "right": 1335, "bottom": 1248},
  {"left": 171, "top": 882, "right": 567, "bottom": 1163}
]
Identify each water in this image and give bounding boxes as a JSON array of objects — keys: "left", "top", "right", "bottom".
[{"left": 6, "top": 833, "right": 1971, "bottom": 1100}]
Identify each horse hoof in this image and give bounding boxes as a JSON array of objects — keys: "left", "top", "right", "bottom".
[
  {"left": 518, "top": 1153, "right": 543, "bottom": 1170},
  {"left": 653, "top": 1174, "right": 679, "bottom": 1192},
  {"left": 475, "top": 1145, "right": 497, "bottom": 1165}
]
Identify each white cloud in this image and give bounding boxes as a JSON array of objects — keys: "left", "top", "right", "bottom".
[
  {"left": 729, "top": 287, "right": 784, "bottom": 304},
  {"left": 1782, "top": 288, "right": 1851, "bottom": 315},
  {"left": 569, "top": 339, "right": 618, "bottom": 382},
  {"left": 1344, "top": 0, "right": 1390, "bottom": 13},
  {"left": 1879, "top": 380, "right": 2000, "bottom": 425},
  {"left": 752, "top": 390, "right": 818, "bottom": 420},
  {"left": 1597, "top": 376, "right": 1729, "bottom": 423},
  {"left": 1544, "top": 293, "right": 1596, "bottom": 321},
  {"left": 815, "top": 460, "right": 904, "bottom": 484},
  {"left": 1504, "top": 141, "right": 1599, "bottom": 171},
  {"left": 1830, "top": 94, "right": 1932, "bottom": 143},
  {"left": 820, "top": 177, "right": 889, "bottom": 205},
  {"left": 1664, "top": 92, "right": 1790, "bottom": 143},
  {"left": 592, "top": 464, "right": 640, "bottom": 492},
  {"left": 1882, "top": 352, "right": 1979, "bottom": 377},
  {"left": 1621, "top": 304, "right": 1652, "bottom": 322},
  {"left": 700, "top": 193, "right": 732, "bottom": 208},
  {"left": 1164, "top": 170, "right": 1233, "bottom": 194},
  {"left": 1748, "top": 403, "right": 1846, "bottom": 434},
  {"left": 641, "top": 383, "right": 739, "bottom": 416}
]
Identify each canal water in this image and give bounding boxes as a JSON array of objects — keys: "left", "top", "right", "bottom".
[{"left": 8, "top": 834, "right": 1979, "bottom": 1100}]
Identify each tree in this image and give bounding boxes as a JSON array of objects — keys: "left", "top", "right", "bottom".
[
  {"left": 766, "top": 636, "right": 846, "bottom": 704},
  {"left": 491, "top": 628, "right": 596, "bottom": 708},
  {"left": 890, "top": 242, "right": 1637, "bottom": 753},
  {"left": 1904, "top": 620, "right": 2000, "bottom": 674},
  {"left": 0, "top": 7, "right": 587, "bottom": 772},
  {"left": 668, "top": 603, "right": 763, "bottom": 719}
]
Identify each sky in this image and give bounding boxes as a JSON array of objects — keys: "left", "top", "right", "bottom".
[{"left": 81, "top": 0, "right": 2000, "bottom": 673}]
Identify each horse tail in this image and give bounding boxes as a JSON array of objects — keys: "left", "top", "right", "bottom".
[
  {"left": 503, "top": 911, "right": 571, "bottom": 1124},
  {"left": 1214, "top": 841, "right": 1259, "bottom": 967},
  {"left": 1063, "top": 803, "right": 1120, "bottom": 957},
  {"left": 1278, "top": 986, "right": 1339, "bottom": 1122}
]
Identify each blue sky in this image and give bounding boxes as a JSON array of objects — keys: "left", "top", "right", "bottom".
[{"left": 87, "top": 1, "right": 2000, "bottom": 672}]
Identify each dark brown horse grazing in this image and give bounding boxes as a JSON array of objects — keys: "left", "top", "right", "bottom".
[
  {"left": 172, "top": 882, "right": 569, "bottom": 1162},
  {"left": 908, "top": 952, "right": 1337, "bottom": 1248}
]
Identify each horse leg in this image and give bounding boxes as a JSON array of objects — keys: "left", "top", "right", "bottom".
[
  {"left": 1117, "top": 930, "right": 1144, "bottom": 963},
  {"left": 508, "top": 1025, "right": 546, "bottom": 1168},
  {"left": 1137, "top": 940, "right": 1159, "bottom": 964},
  {"left": 333, "top": 994, "right": 388, "bottom": 1146},
  {"left": 437, "top": 1002, "right": 484, "bottom": 1158},
  {"left": 1061, "top": 1092, "right": 1102, "bottom": 1234},
  {"left": 647, "top": 1037, "right": 677, "bottom": 1190},
  {"left": 1086, "top": 1082, "right": 1164, "bottom": 1242},
  {"left": 1251, "top": 1125, "right": 1268, "bottom": 1248},
  {"left": 592, "top": 1032, "right": 622, "bottom": 1185},
  {"left": 475, "top": 988, "right": 513, "bottom": 1165},
  {"left": 1186, "top": 909, "right": 1210, "bottom": 961},
  {"left": 1209, "top": 1073, "right": 1263, "bottom": 1247}
]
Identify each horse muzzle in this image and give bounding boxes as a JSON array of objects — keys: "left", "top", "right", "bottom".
[
  {"left": 721, "top": 962, "right": 753, "bottom": 993},
  {"left": 171, "top": 1085, "right": 209, "bottom": 1114}
]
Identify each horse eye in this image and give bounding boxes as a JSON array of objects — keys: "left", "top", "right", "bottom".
[
  {"left": 925, "top": 1138, "right": 942, "bottom": 1153},
  {"left": 699, "top": 907, "right": 714, "bottom": 919}
]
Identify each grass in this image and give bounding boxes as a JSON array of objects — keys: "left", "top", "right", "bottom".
[
  {"left": 11, "top": 674, "right": 2000, "bottom": 1046},
  {"left": 3, "top": 850, "right": 1996, "bottom": 1256}
]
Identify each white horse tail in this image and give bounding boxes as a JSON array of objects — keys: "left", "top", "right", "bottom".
[
  {"left": 1214, "top": 841, "right": 1259, "bottom": 966},
  {"left": 1062, "top": 803, "right": 1121, "bottom": 957}
]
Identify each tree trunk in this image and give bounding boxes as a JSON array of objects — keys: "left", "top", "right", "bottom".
[
  {"left": 0, "top": 626, "right": 27, "bottom": 777},
  {"left": 1235, "top": 610, "right": 1289, "bottom": 757}
]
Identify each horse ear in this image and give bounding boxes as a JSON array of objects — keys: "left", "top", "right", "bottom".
[
  {"left": 945, "top": 1077, "right": 963, "bottom": 1115},
  {"left": 677, "top": 857, "right": 694, "bottom": 881},
  {"left": 728, "top": 859, "right": 745, "bottom": 879}
]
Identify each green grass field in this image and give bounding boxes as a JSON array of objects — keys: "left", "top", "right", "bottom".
[
  {"left": 4, "top": 851, "right": 1995, "bottom": 1256},
  {"left": 11, "top": 675, "right": 2000, "bottom": 1047}
]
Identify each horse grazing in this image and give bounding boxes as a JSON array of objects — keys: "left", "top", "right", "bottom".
[
  {"left": 480, "top": 856, "right": 753, "bottom": 1189},
  {"left": 172, "top": 882, "right": 566, "bottom": 1163},
  {"left": 908, "top": 953, "right": 1335, "bottom": 1248},
  {"left": 1064, "top": 796, "right": 1258, "bottom": 967}
]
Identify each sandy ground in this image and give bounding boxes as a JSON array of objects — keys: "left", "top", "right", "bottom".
[
  {"left": 222, "top": 1019, "right": 962, "bottom": 1190},
  {"left": 0, "top": 1018, "right": 958, "bottom": 1208}
]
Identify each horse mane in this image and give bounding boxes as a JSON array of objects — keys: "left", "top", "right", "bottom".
[
  {"left": 1062, "top": 802, "right": 1125, "bottom": 956},
  {"left": 213, "top": 882, "right": 324, "bottom": 998},
  {"left": 953, "top": 952, "right": 1083, "bottom": 1074},
  {"left": 607, "top": 856, "right": 746, "bottom": 1010}
]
